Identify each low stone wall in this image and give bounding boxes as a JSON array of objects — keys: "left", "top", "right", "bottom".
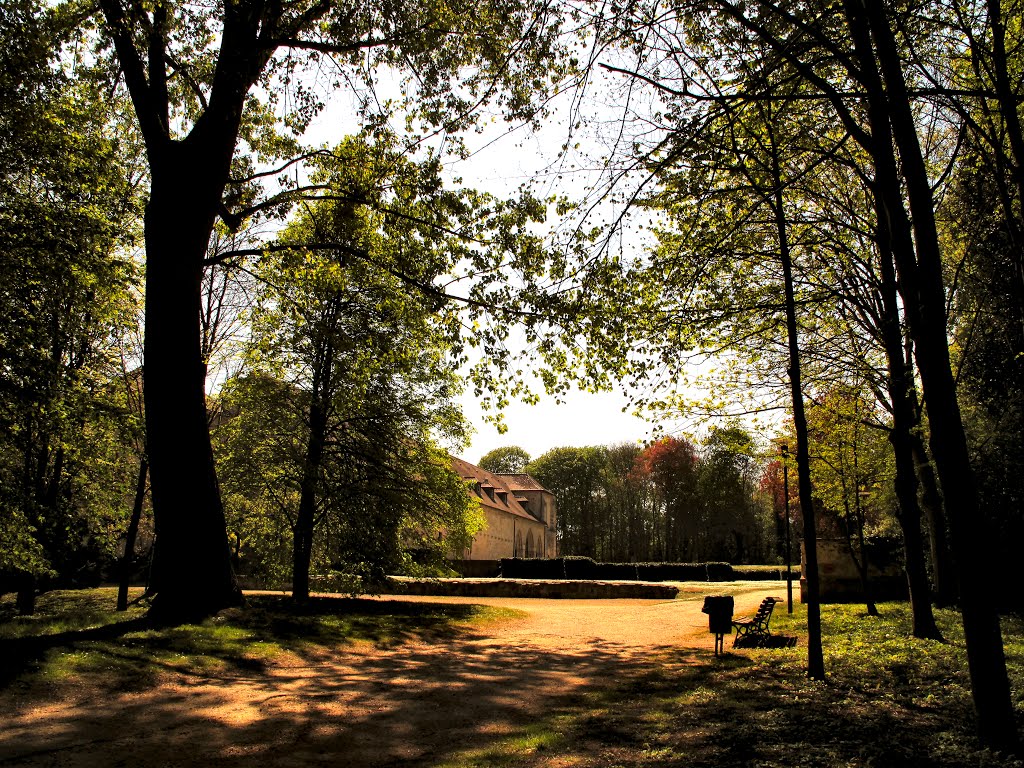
[{"left": 385, "top": 576, "right": 679, "bottom": 599}]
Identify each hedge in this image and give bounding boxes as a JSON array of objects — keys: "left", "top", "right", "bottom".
[
  {"left": 732, "top": 566, "right": 800, "bottom": 581},
  {"left": 498, "top": 557, "right": 738, "bottom": 582}
]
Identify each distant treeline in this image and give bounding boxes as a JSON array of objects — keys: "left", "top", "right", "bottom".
[{"left": 484, "top": 429, "right": 779, "bottom": 566}]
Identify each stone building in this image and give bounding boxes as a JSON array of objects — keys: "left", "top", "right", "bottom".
[
  {"left": 451, "top": 457, "right": 558, "bottom": 561},
  {"left": 801, "top": 539, "right": 907, "bottom": 602}
]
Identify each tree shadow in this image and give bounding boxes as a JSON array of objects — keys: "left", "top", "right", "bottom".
[
  {"left": 0, "top": 616, "right": 154, "bottom": 687},
  {"left": 0, "top": 605, "right": 688, "bottom": 767},
  {"left": 733, "top": 634, "right": 798, "bottom": 649},
  {"left": 0, "top": 594, "right": 504, "bottom": 695},
  {"left": 0, "top": 594, "right": 986, "bottom": 767},
  {"left": 549, "top": 646, "right": 986, "bottom": 768}
]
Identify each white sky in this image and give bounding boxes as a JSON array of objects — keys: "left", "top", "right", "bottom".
[
  {"left": 302, "top": 67, "right": 698, "bottom": 464},
  {"left": 456, "top": 388, "right": 659, "bottom": 464}
]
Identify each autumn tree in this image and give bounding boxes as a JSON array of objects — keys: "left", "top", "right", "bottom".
[{"left": 635, "top": 436, "right": 700, "bottom": 561}]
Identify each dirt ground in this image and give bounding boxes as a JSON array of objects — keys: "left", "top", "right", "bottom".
[{"left": 0, "top": 585, "right": 784, "bottom": 767}]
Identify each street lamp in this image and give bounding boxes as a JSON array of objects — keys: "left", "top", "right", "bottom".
[{"left": 781, "top": 443, "right": 794, "bottom": 614}]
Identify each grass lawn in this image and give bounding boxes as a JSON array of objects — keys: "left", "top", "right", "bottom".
[
  {"left": 440, "top": 600, "right": 1024, "bottom": 768},
  {"left": 0, "top": 588, "right": 522, "bottom": 695}
]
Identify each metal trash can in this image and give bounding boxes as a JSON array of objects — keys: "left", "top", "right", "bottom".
[{"left": 701, "top": 595, "right": 734, "bottom": 655}]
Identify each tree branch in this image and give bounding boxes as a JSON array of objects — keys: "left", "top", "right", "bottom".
[
  {"left": 97, "top": 0, "right": 166, "bottom": 149},
  {"left": 265, "top": 36, "right": 399, "bottom": 54},
  {"left": 205, "top": 242, "right": 546, "bottom": 320}
]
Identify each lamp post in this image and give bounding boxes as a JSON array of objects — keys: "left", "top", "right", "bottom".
[{"left": 782, "top": 443, "right": 793, "bottom": 614}]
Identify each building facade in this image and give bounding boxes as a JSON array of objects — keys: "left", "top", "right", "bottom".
[{"left": 451, "top": 457, "right": 558, "bottom": 560}]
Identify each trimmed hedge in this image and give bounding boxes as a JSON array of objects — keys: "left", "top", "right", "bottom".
[{"left": 498, "top": 557, "right": 738, "bottom": 582}]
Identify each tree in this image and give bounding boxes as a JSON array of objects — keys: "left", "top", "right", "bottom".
[
  {"left": 92, "top": 0, "right": 571, "bottom": 619},
  {"left": 636, "top": 436, "right": 700, "bottom": 561},
  {"left": 698, "top": 427, "right": 774, "bottom": 563},
  {"left": 578, "top": 0, "right": 1011, "bottom": 724},
  {"left": 479, "top": 446, "right": 532, "bottom": 475},
  {"left": 602, "top": 442, "right": 651, "bottom": 562},
  {"left": 216, "top": 136, "right": 487, "bottom": 599},
  {"left": 0, "top": 0, "right": 144, "bottom": 611},
  {"left": 806, "top": 386, "right": 897, "bottom": 616},
  {"left": 943, "top": 0, "right": 1024, "bottom": 619},
  {"left": 840, "top": 0, "right": 1015, "bottom": 741},
  {"left": 526, "top": 447, "right": 610, "bottom": 558}
]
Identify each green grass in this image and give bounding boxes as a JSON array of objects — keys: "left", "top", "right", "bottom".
[
  {"left": 732, "top": 564, "right": 797, "bottom": 573},
  {"left": 439, "top": 601, "right": 1024, "bottom": 768},
  {"left": 0, "top": 588, "right": 524, "bottom": 694},
  {"left": 0, "top": 588, "right": 150, "bottom": 639}
]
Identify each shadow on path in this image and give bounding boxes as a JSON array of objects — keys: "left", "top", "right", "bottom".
[
  {"left": 0, "top": 631, "right": 680, "bottom": 766},
  {"left": 0, "top": 588, "right": 786, "bottom": 767}
]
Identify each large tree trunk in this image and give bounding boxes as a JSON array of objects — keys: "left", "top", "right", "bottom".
[
  {"left": 858, "top": 0, "right": 1017, "bottom": 750},
  {"left": 144, "top": 145, "right": 241, "bottom": 622},
  {"left": 96, "top": 0, "right": 277, "bottom": 624}
]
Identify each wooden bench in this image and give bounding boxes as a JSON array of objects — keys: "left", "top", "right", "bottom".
[{"left": 732, "top": 597, "right": 782, "bottom": 647}]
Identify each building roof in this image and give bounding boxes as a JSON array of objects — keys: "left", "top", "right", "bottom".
[
  {"left": 452, "top": 457, "right": 544, "bottom": 524},
  {"left": 493, "top": 473, "right": 548, "bottom": 492}
]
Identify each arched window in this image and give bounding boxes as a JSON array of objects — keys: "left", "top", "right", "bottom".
[
  {"left": 515, "top": 531, "right": 523, "bottom": 558},
  {"left": 526, "top": 530, "right": 535, "bottom": 558}
]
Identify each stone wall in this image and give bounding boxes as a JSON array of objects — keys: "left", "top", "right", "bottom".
[{"left": 801, "top": 539, "right": 907, "bottom": 603}]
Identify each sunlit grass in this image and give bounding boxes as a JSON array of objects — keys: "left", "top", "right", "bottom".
[
  {"left": 0, "top": 588, "right": 149, "bottom": 639},
  {"left": 438, "top": 601, "right": 1024, "bottom": 768},
  {"left": 437, "top": 719, "right": 572, "bottom": 768}
]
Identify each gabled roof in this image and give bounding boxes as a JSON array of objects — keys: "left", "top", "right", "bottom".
[
  {"left": 493, "top": 473, "right": 548, "bottom": 492},
  {"left": 452, "top": 457, "right": 544, "bottom": 524}
]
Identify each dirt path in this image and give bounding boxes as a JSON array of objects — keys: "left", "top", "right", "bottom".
[{"left": 0, "top": 585, "right": 784, "bottom": 767}]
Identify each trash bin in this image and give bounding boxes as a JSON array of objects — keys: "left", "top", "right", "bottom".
[{"left": 701, "top": 595, "right": 734, "bottom": 655}]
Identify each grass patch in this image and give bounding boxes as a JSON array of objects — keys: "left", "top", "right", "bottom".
[
  {"left": 441, "top": 602, "right": 1024, "bottom": 768},
  {"left": 733, "top": 564, "right": 796, "bottom": 574},
  {"left": 437, "top": 720, "right": 571, "bottom": 768},
  {"left": 0, "top": 588, "right": 150, "bottom": 639},
  {"left": 0, "top": 588, "right": 525, "bottom": 695}
]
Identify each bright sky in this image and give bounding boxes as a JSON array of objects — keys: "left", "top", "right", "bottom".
[
  {"left": 456, "top": 388, "right": 659, "bottom": 465},
  {"left": 433, "top": 80, "right": 671, "bottom": 462},
  {"left": 303, "top": 67, "right": 687, "bottom": 464}
]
